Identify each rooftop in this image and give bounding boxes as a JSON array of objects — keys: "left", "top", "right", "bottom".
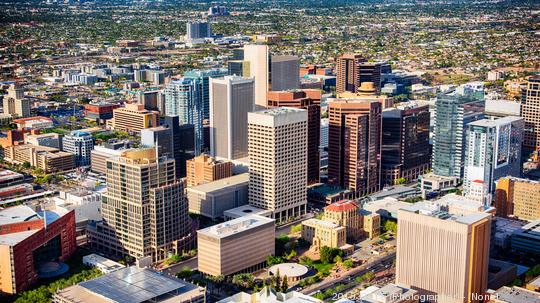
[
  {"left": 0, "top": 205, "right": 39, "bottom": 225},
  {"left": 188, "top": 173, "right": 249, "bottom": 194},
  {"left": 325, "top": 200, "right": 359, "bottom": 213},
  {"left": 255, "top": 107, "right": 306, "bottom": 116},
  {"left": 468, "top": 116, "right": 523, "bottom": 127},
  {"left": 0, "top": 169, "right": 24, "bottom": 182},
  {"left": 218, "top": 287, "right": 321, "bottom": 303},
  {"left": 198, "top": 214, "right": 274, "bottom": 239},
  {"left": 303, "top": 218, "right": 342, "bottom": 229},
  {"left": 0, "top": 229, "right": 39, "bottom": 246},
  {"left": 57, "top": 266, "right": 203, "bottom": 303},
  {"left": 490, "top": 286, "right": 540, "bottom": 303},
  {"left": 401, "top": 203, "right": 491, "bottom": 225},
  {"left": 360, "top": 283, "right": 418, "bottom": 303},
  {"left": 223, "top": 205, "right": 273, "bottom": 219},
  {"left": 268, "top": 263, "right": 309, "bottom": 278}
]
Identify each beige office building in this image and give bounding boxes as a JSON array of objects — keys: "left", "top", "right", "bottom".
[
  {"left": 248, "top": 108, "right": 308, "bottom": 223},
  {"left": 209, "top": 75, "right": 255, "bottom": 161},
  {"left": 87, "top": 148, "right": 192, "bottom": 262},
  {"left": 243, "top": 44, "right": 269, "bottom": 109},
  {"left": 324, "top": 200, "right": 362, "bottom": 242},
  {"left": 186, "top": 154, "right": 233, "bottom": 187},
  {"left": 396, "top": 206, "right": 491, "bottom": 303},
  {"left": 3, "top": 144, "right": 75, "bottom": 172},
  {"left": 197, "top": 214, "right": 275, "bottom": 276},
  {"left": 108, "top": 103, "right": 159, "bottom": 133},
  {"left": 2, "top": 84, "right": 31, "bottom": 118},
  {"left": 495, "top": 176, "right": 540, "bottom": 221},
  {"left": 90, "top": 145, "right": 126, "bottom": 175}
]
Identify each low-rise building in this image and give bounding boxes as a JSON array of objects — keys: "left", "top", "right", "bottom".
[
  {"left": 0, "top": 205, "right": 76, "bottom": 294},
  {"left": 418, "top": 172, "right": 460, "bottom": 196},
  {"left": 0, "top": 169, "right": 24, "bottom": 188},
  {"left": 25, "top": 133, "right": 62, "bottom": 149},
  {"left": 13, "top": 116, "right": 54, "bottom": 130},
  {"left": 4, "top": 144, "right": 75, "bottom": 172},
  {"left": 511, "top": 219, "right": 540, "bottom": 255},
  {"left": 359, "top": 283, "right": 419, "bottom": 303},
  {"left": 218, "top": 287, "right": 321, "bottom": 303},
  {"left": 53, "top": 266, "right": 205, "bottom": 303},
  {"left": 488, "top": 286, "right": 540, "bottom": 303},
  {"left": 187, "top": 173, "right": 249, "bottom": 220},
  {"left": 82, "top": 254, "right": 125, "bottom": 274},
  {"left": 197, "top": 215, "right": 275, "bottom": 276},
  {"left": 301, "top": 218, "right": 347, "bottom": 250},
  {"left": 324, "top": 200, "right": 362, "bottom": 242}
]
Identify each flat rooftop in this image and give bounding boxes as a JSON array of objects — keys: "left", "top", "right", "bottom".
[
  {"left": 0, "top": 229, "right": 39, "bottom": 246},
  {"left": 491, "top": 286, "right": 540, "bottom": 303},
  {"left": 469, "top": 116, "right": 522, "bottom": 127},
  {"left": 223, "top": 204, "right": 273, "bottom": 219},
  {"left": 254, "top": 107, "right": 306, "bottom": 116},
  {"left": 188, "top": 173, "right": 249, "bottom": 193},
  {"left": 401, "top": 203, "right": 491, "bottom": 225},
  {"left": 198, "top": 214, "right": 274, "bottom": 239},
  {"left": 0, "top": 205, "right": 39, "bottom": 225},
  {"left": 515, "top": 220, "right": 540, "bottom": 240},
  {"left": 75, "top": 266, "right": 198, "bottom": 303},
  {"left": 303, "top": 218, "right": 341, "bottom": 229}
]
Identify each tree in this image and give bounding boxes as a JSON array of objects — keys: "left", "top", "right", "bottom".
[
  {"left": 383, "top": 220, "right": 397, "bottom": 233},
  {"left": 176, "top": 266, "right": 193, "bottom": 279},
  {"left": 232, "top": 273, "right": 255, "bottom": 289},
  {"left": 267, "top": 255, "right": 283, "bottom": 266},
  {"left": 22, "top": 161, "right": 31, "bottom": 169},
  {"left": 395, "top": 177, "right": 406, "bottom": 185},
  {"left": 281, "top": 275, "right": 289, "bottom": 292},
  {"left": 320, "top": 246, "right": 343, "bottom": 264},
  {"left": 290, "top": 223, "right": 302, "bottom": 234},
  {"left": 343, "top": 259, "right": 354, "bottom": 269}
]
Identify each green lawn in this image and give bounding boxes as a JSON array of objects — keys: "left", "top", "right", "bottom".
[{"left": 312, "top": 261, "right": 334, "bottom": 275}]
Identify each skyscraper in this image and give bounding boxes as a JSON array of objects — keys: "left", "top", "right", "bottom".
[
  {"left": 270, "top": 55, "right": 300, "bottom": 91},
  {"left": 209, "top": 76, "right": 255, "bottom": 161},
  {"left": 396, "top": 206, "right": 491, "bottom": 303},
  {"left": 432, "top": 87, "right": 485, "bottom": 178},
  {"left": 2, "top": 84, "right": 31, "bottom": 118},
  {"left": 87, "top": 148, "right": 192, "bottom": 262},
  {"left": 327, "top": 99, "right": 382, "bottom": 196},
  {"left": 336, "top": 54, "right": 366, "bottom": 94},
  {"left": 62, "top": 130, "right": 94, "bottom": 167},
  {"left": 381, "top": 101, "right": 431, "bottom": 185},
  {"left": 463, "top": 117, "right": 523, "bottom": 198},
  {"left": 243, "top": 44, "right": 269, "bottom": 109},
  {"left": 140, "top": 116, "right": 196, "bottom": 178},
  {"left": 248, "top": 108, "right": 308, "bottom": 222},
  {"left": 164, "top": 78, "right": 203, "bottom": 154},
  {"left": 184, "top": 68, "right": 229, "bottom": 120},
  {"left": 267, "top": 89, "right": 321, "bottom": 184},
  {"left": 521, "top": 75, "right": 540, "bottom": 151},
  {"left": 186, "top": 21, "right": 211, "bottom": 40},
  {"left": 359, "top": 62, "right": 384, "bottom": 94}
]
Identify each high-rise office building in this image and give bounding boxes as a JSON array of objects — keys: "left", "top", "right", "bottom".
[
  {"left": 141, "top": 116, "right": 196, "bottom": 178},
  {"left": 109, "top": 104, "right": 159, "bottom": 133},
  {"left": 396, "top": 206, "right": 491, "bottom": 303},
  {"left": 521, "top": 75, "right": 540, "bottom": 151},
  {"left": 184, "top": 68, "right": 228, "bottom": 120},
  {"left": 270, "top": 55, "right": 300, "bottom": 91},
  {"left": 243, "top": 44, "right": 269, "bottom": 109},
  {"left": 164, "top": 78, "right": 203, "bottom": 154},
  {"left": 186, "top": 21, "right": 211, "bottom": 40},
  {"left": 227, "top": 60, "right": 248, "bottom": 77},
  {"left": 209, "top": 76, "right": 255, "bottom": 161},
  {"left": 327, "top": 99, "right": 382, "bottom": 196},
  {"left": 432, "top": 87, "right": 485, "bottom": 178},
  {"left": 87, "top": 148, "right": 192, "bottom": 262},
  {"left": 186, "top": 154, "right": 233, "bottom": 187},
  {"left": 495, "top": 177, "right": 540, "bottom": 221},
  {"left": 359, "top": 62, "right": 384, "bottom": 94},
  {"left": 62, "top": 130, "right": 94, "bottom": 167},
  {"left": 463, "top": 117, "right": 523, "bottom": 198},
  {"left": 267, "top": 90, "right": 321, "bottom": 184},
  {"left": 381, "top": 101, "right": 431, "bottom": 185},
  {"left": 336, "top": 54, "right": 366, "bottom": 94},
  {"left": 2, "top": 84, "right": 31, "bottom": 118},
  {"left": 248, "top": 108, "right": 308, "bottom": 222},
  {"left": 136, "top": 90, "right": 161, "bottom": 111}
]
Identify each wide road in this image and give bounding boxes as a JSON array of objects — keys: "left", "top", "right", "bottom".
[{"left": 301, "top": 251, "right": 396, "bottom": 295}]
